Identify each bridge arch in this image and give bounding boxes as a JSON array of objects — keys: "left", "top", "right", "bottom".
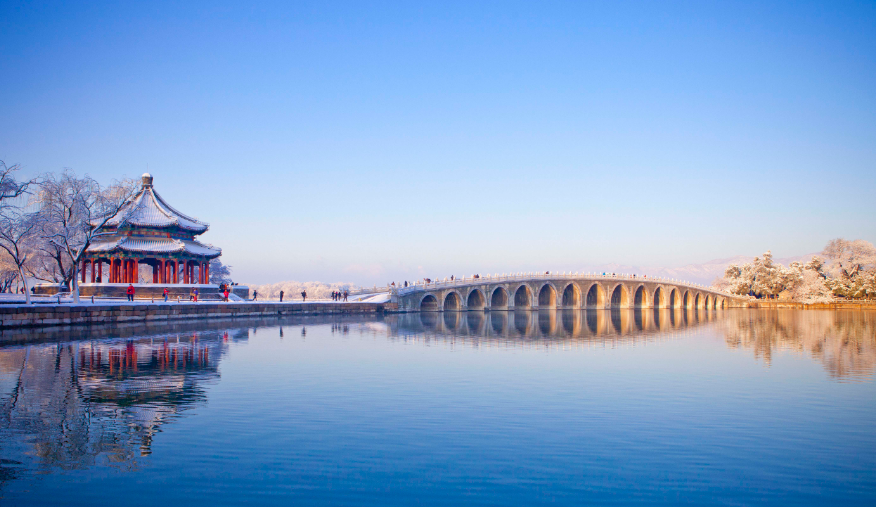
[
  {"left": 585, "top": 283, "right": 606, "bottom": 308},
  {"left": 653, "top": 286, "right": 666, "bottom": 308},
  {"left": 610, "top": 284, "right": 630, "bottom": 308},
  {"left": 490, "top": 286, "right": 508, "bottom": 308},
  {"left": 537, "top": 283, "right": 558, "bottom": 308},
  {"left": 419, "top": 294, "right": 439, "bottom": 312},
  {"left": 561, "top": 283, "right": 581, "bottom": 308},
  {"left": 633, "top": 284, "right": 650, "bottom": 308},
  {"left": 704, "top": 295, "right": 712, "bottom": 310},
  {"left": 694, "top": 293, "right": 701, "bottom": 310},
  {"left": 467, "top": 288, "right": 486, "bottom": 310},
  {"left": 513, "top": 284, "right": 532, "bottom": 308},
  {"left": 668, "top": 288, "right": 680, "bottom": 308},
  {"left": 444, "top": 291, "right": 463, "bottom": 311},
  {"left": 682, "top": 290, "right": 692, "bottom": 309}
]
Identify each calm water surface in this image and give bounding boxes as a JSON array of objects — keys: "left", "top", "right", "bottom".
[{"left": 0, "top": 309, "right": 874, "bottom": 506}]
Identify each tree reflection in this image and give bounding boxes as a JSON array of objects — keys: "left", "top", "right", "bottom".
[
  {"left": 720, "top": 310, "right": 876, "bottom": 379},
  {"left": 0, "top": 328, "right": 246, "bottom": 476}
]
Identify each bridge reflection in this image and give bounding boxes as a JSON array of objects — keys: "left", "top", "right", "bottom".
[{"left": 390, "top": 308, "right": 723, "bottom": 346}]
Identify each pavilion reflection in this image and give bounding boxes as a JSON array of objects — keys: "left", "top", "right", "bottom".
[
  {"left": 390, "top": 308, "right": 723, "bottom": 347},
  {"left": 0, "top": 326, "right": 248, "bottom": 476}
]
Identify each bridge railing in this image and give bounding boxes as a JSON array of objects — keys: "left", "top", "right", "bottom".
[{"left": 393, "top": 272, "right": 736, "bottom": 298}]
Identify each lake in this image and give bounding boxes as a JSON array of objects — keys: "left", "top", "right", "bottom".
[{"left": 1, "top": 309, "right": 874, "bottom": 506}]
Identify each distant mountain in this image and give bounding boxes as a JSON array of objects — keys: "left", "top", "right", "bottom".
[{"left": 580, "top": 253, "right": 819, "bottom": 286}]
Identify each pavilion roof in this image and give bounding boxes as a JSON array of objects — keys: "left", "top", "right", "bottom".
[
  {"left": 98, "top": 174, "right": 209, "bottom": 233},
  {"left": 86, "top": 236, "right": 221, "bottom": 258}
]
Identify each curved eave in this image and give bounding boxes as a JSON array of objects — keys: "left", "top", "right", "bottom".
[{"left": 85, "top": 237, "right": 222, "bottom": 259}]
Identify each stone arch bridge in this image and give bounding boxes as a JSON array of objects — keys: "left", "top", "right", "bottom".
[{"left": 394, "top": 273, "right": 743, "bottom": 312}]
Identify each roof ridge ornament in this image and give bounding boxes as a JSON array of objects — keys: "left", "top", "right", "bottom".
[{"left": 141, "top": 173, "right": 153, "bottom": 187}]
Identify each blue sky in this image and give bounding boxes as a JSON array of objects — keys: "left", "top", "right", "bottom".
[{"left": 1, "top": 1, "right": 874, "bottom": 284}]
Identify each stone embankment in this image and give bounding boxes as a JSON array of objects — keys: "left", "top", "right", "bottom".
[
  {"left": 744, "top": 301, "right": 876, "bottom": 310},
  {"left": 0, "top": 302, "right": 396, "bottom": 330}
]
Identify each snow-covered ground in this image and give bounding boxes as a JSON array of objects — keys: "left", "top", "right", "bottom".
[{"left": 347, "top": 292, "right": 391, "bottom": 303}]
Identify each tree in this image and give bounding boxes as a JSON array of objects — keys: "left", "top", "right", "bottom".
[
  {"left": 36, "top": 170, "right": 138, "bottom": 303},
  {"left": 723, "top": 251, "right": 786, "bottom": 298},
  {"left": 0, "top": 161, "right": 38, "bottom": 303},
  {"left": 720, "top": 251, "right": 833, "bottom": 302},
  {"left": 26, "top": 239, "right": 73, "bottom": 288},
  {"left": 822, "top": 238, "right": 876, "bottom": 279},
  {"left": 0, "top": 252, "right": 19, "bottom": 292},
  {"left": 209, "top": 258, "right": 232, "bottom": 284},
  {"left": 822, "top": 238, "right": 876, "bottom": 299}
]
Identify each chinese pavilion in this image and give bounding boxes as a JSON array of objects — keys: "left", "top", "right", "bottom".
[{"left": 81, "top": 173, "right": 221, "bottom": 287}]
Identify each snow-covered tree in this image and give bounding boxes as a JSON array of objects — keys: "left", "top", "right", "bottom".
[
  {"left": 26, "top": 240, "right": 74, "bottom": 288},
  {"left": 823, "top": 238, "right": 876, "bottom": 279},
  {"left": 35, "top": 170, "right": 138, "bottom": 303},
  {"left": 719, "top": 251, "right": 835, "bottom": 302},
  {"left": 0, "top": 254, "right": 19, "bottom": 292},
  {"left": 209, "top": 258, "right": 232, "bottom": 284},
  {"left": 0, "top": 161, "right": 39, "bottom": 303},
  {"left": 821, "top": 238, "right": 876, "bottom": 299}
]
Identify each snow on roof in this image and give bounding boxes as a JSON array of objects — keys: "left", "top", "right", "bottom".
[
  {"left": 87, "top": 236, "right": 221, "bottom": 258},
  {"left": 99, "top": 177, "right": 209, "bottom": 233}
]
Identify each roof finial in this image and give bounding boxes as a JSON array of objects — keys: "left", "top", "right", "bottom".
[{"left": 142, "top": 173, "right": 153, "bottom": 187}]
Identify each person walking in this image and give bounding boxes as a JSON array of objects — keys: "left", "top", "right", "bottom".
[
  {"left": 301, "top": 289, "right": 307, "bottom": 302},
  {"left": 163, "top": 287, "right": 169, "bottom": 302},
  {"left": 126, "top": 284, "right": 135, "bottom": 301},
  {"left": 280, "top": 290, "right": 284, "bottom": 302},
  {"left": 253, "top": 290, "right": 258, "bottom": 301},
  {"left": 223, "top": 288, "right": 230, "bottom": 301},
  {"left": 343, "top": 290, "right": 348, "bottom": 302}
]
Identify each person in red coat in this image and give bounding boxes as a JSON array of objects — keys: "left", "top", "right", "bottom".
[{"left": 126, "top": 284, "right": 135, "bottom": 302}]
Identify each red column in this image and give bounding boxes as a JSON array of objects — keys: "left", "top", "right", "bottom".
[
  {"left": 122, "top": 259, "right": 127, "bottom": 284},
  {"left": 204, "top": 262, "right": 209, "bottom": 284},
  {"left": 173, "top": 260, "right": 179, "bottom": 284},
  {"left": 133, "top": 259, "right": 139, "bottom": 283},
  {"left": 81, "top": 261, "right": 87, "bottom": 283},
  {"left": 98, "top": 260, "right": 103, "bottom": 283},
  {"left": 198, "top": 263, "right": 203, "bottom": 284},
  {"left": 152, "top": 264, "right": 158, "bottom": 283},
  {"left": 159, "top": 260, "right": 164, "bottom": 284},
  {"left": 90, "top": 260, "right": 96, "bottom": 283}
]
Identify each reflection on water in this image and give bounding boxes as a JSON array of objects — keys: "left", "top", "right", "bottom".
[
  {"left": 0, "top": 327, "right": 246, "bottom": 482},
  {"left": 0, "top": 310, "right": 874, "bottom": 505},
  {"left": 721, "top": 310, "right": 876, "bottom": 380},
  {"left": 391, "top": 309, "right": 876, "bottom": 380},
  {"left": 392, "top": 308, "right": 723, "bottom": 348}
]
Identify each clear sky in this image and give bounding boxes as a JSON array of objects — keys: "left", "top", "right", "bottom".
[{"left": 1, "top": 1, "right": 874, "bottom": 285}]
